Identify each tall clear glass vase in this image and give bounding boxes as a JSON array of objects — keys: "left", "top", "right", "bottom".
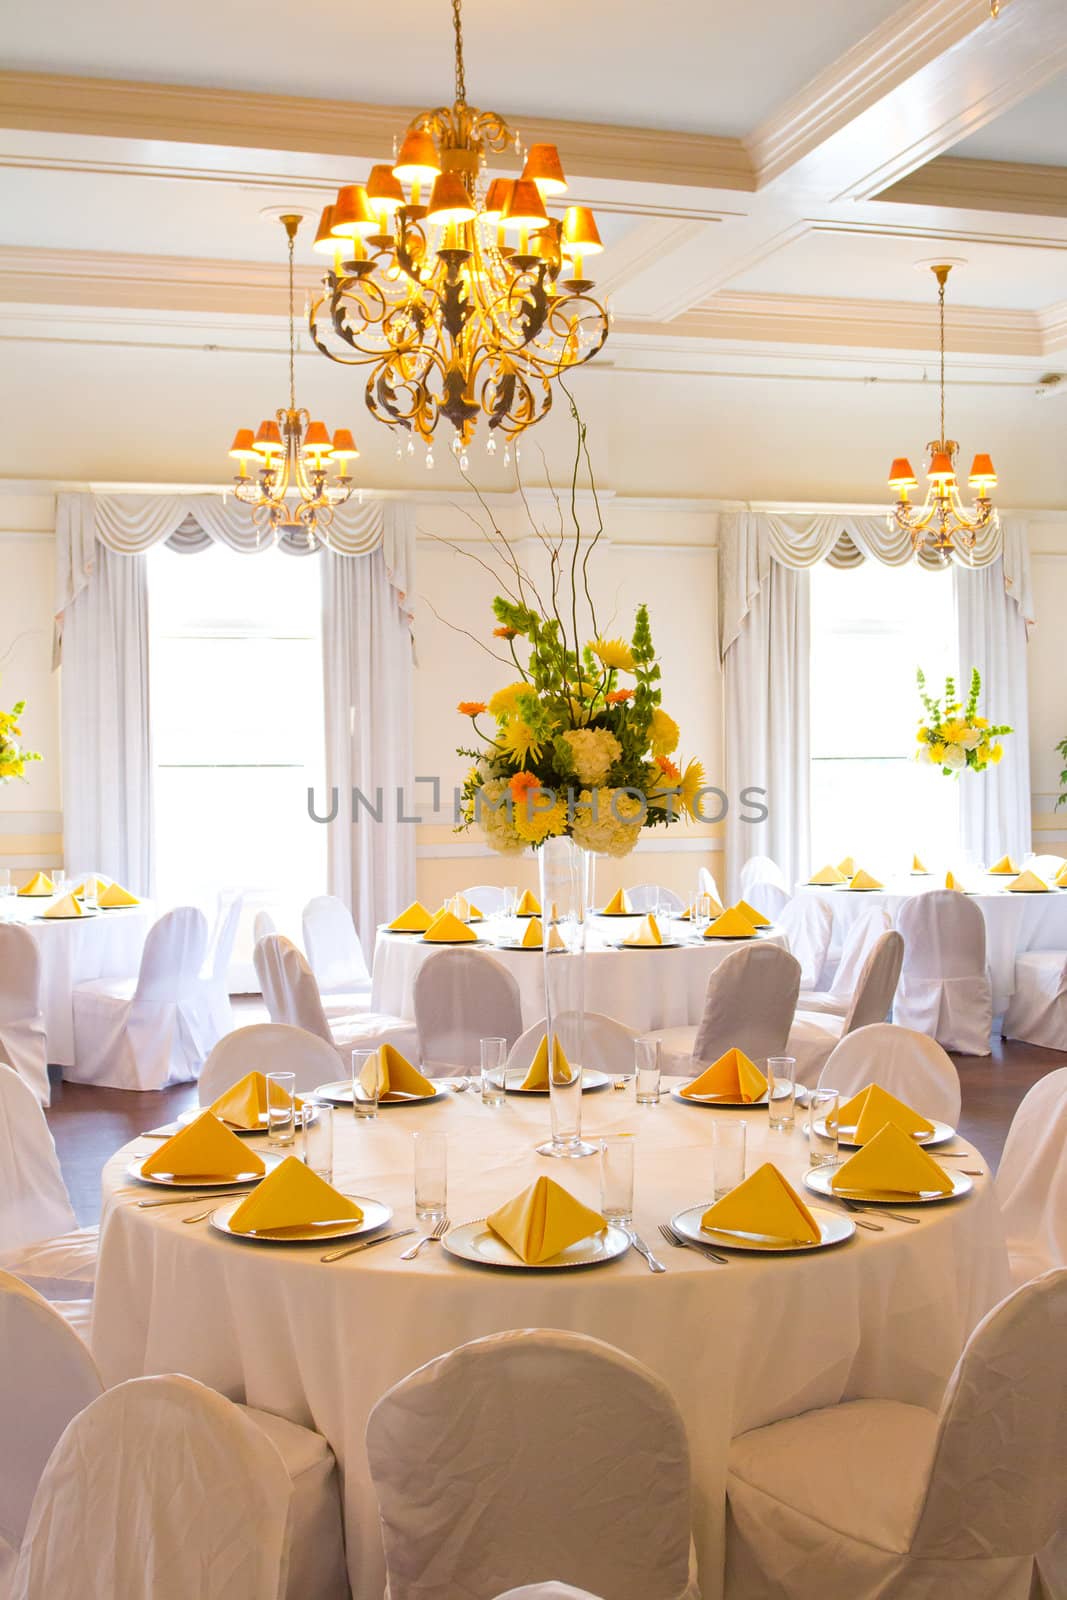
[{"left": 537, "top": 835, "right": 597, "bottom": 1159}]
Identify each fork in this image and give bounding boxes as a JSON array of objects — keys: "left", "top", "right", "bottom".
[
  {"left": 658, "top": 1222, "right": 727, "bottom": 1265},
  {"left": 400, "top": 1216, "right": 450, "bottom": 1259},
  {"left": 841, "top": 1199, "right": 919, "bottom": 1225}
]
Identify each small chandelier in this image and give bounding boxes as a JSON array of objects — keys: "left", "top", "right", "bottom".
[
  {"left": 887, "top": 263, "right": 998, "bottom": 558},
  {"left": 228, "top": 213, "right": 359, "bottom": 541},
  {"left": 307, "top": 0, "right": 609, "bottom": 461}
]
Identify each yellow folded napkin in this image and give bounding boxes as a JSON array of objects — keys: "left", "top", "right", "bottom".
[
  {"left": 141, "top": 1111, "right": 264, "bottom": 1181},
  {"left": 389, "top": 900, "right": 434, "bottom": 932},
  {"left": 945, "top": 871, "right": 963, "bottom": 892},
  {"left": 75, "top": 875, "right": 109, "bottom": 900},
  {"left": 733, "top": 898, "right": 771, "bottom": 928},
  {"left": 43, "top": 893, "right": 83, "bottom": 920},
  {"left": 1057, "top": 863, "right": 1067, "bottom": 888},
  {"left": 1008, "top": 870, "right": 1049, "bottom": 894},
  {"left": 834, "top": 1082, "right": 936, "bottom": 1143},
  {"left": 988, "top": 855, "right": 1019, "bottom": 875},
  {"left": 850, "top": 869, "right": 883, "bottom": 890},
  {"left": 98, "top": 881, "right": 140, "bottom": 908},
  {"left": 516, "top": 889, "right": 541, "bottom": 915},
  {"left": 702, "top": 1163, "right": 821, "bottom": 1245},
  {"left": 683, "top": 895, "right": 725, "bottom": 919},
  {"left": 809, "top": 864, "right": 846, "bottom": 886},
  {"left": 912, "top": 854, "right": 928, "bottom": 873},
  {"left": 837, "top": 856, "right": 855, "bottom": 877},
  {"left": 467, "top": 903, "right": 484, "bottom": 920},
  {"left": 705, "top": 907, "right": 757, "bottom": 938},
  {"left": 602, "top": 888, "right": 632, "bottom": 915},
  {"left": 228, "top": 1156, "right": 363, "bottom": 1235},
  {"left": 832, "top": 1122, "right": 953, "bottom": 1197},
  {"left": 623, "top": 914, "right": 662, "bottom": 947},
  {"left": 209, "top": 1071, "right": 303, "bottom": 1132},
  {"left": 18, "top": 872, "right": 54, "bottom": 897},
  {"left": 518, "top": 917, "right": 565, "bottom": 951},
  {"left": 520, "top": 1034, "right": 574, "bottom": 1090},
  {"left": 680, "top": 1047, "right": 767, "bottom": 1103},
  {"left": 487, "top": 1175, "right": 606, "bottom": 1264},
  {"left": 423, "top": 908, "right": 478, "bottom": 942},
  {"left": 362, "top": 1042, "right": 434, "bottom": 1100}
]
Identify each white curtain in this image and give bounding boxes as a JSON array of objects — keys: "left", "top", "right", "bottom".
[{"left": 322, "top": 504, "right": 416, "bottom": 948}]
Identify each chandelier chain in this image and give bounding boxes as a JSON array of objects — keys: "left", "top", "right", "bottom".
[
  {"left": 452, "top": 0, "right": 467, "bottom": 104},
  {"left": 287, "top": 226, "right": 296, "bottom": 414},
  {"left": 938, "top": 272, "right": 946, "bottom": 445}
]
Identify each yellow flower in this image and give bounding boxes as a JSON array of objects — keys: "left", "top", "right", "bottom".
[
  {"left": 649, "top": 708, "right": 680, "bottom": 757},
  {"left": 514, "top": 795, "right": 568, "bottom": 845},
  {"left": 941, "top": 719, "right": 968, "bottom": 744},
  {"left": 590, "top": 637, "right": 636, "bottom": 673},
  {"left": 678, "top": 758, "right": 706, "bottom": 819},
  {"left": 989, "top": 743, "right": 1004, "bottom": 764},
  {"left": 928, "top": 742, "right": 947, "bottom": 764},
  {"left": 916, "top": 727, "right": 930, "bottom": 745},
  {"left": 498, "top": 718, "right": 543, "bottom": 766},
  {"left": 973, "top": 716, "right": 989, "bottom": 729},
  {"left": 488, "top": 681, "right": 532, "bottom": 720}
]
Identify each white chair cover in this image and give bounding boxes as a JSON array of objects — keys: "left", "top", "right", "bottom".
[
  {"left": 697, "top": 867, "right": 721, "bottom": 905},
  {"left": 0, "top": 1065, "right": 96, "bottom": 1301},
  {"left": 492, "top": 1588, "right": 607, "bottom": 1600},
  {"left": 649, "top": 945, "right": 801, "bottom": 1074},
  {"left": 198, "top": 1024, "right": 346, "bottom": 1103},
  {"left": 0, "top": 926, "right": 49, "bottom": 1108},
  {"left": 507, "top": 1013, "right": 638, "bottom": 1077},
  {"left": 70, "top": 907, "right": 212, "bottom": 1089},
  {"left": 725, "top": 1270, "right": 1067, "bottom": 1600},
  {"left": 365, "top": 1329, "right": 699, "bottom": 1600},
  {"left": 301, "top": 894, "right": 372, "bottom": 995},
  {"left": 818, "top": 1023, "right": 962, "bottom": 1125},
  {"left": 1025, "top": 855, "right": 1066, "bottom": 881},
  {"left": 744, "top": 882, "right": 789, "bottom": 922},
  {"left": 895, "top": 892, "right": 993, "bottom": 1055},
  {"left": 1003, "top": 950, "right": 1067, "bottom": 1052},
  {"left": 413, "top": 949, "right": 524, "bottom": 1072},
  {"left": 460, "top": 886, "right": 513, "bottom": 916},
  {"left": 797, "top": 908, "right": 892, "bottom": 1016},
  {"left": 253, "top": 934, "right": 417, "bottom": 1061},
  {"left": 626, "top": 884, "right": 686, "bottom": 915},
  {"left": 996, "top": 1068, "right": 1067, "bottom": 1287},
  {"left": 199, "top": 893, "right": 244, "bottom": 1049},
  {"left": 778, "top": 896, "right": 833, "bottom": 991},
  {"left": 789, "top": 932, "right": 904, "bottom": 1087},
  {"left": 739, "top": 855, "right": 787, "bottom": 901},
  {"left": 253, "top": 909, "right": 278, "bottom": 945}
]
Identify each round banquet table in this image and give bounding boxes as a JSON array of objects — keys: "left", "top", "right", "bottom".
[
  {"left": 0, "top": 896, "right": 154, "bottom": 1067},
  {"left": 372, "top": 919, "right": 788, "bottom": 1033},
  {"left": 92, "top": 1084, "right": 1010, "bottom": 1600}
]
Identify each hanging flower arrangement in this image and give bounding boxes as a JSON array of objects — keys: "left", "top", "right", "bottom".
[
  {"left": 915, "top": 667, "right": 1011, "bottom": 776},
  {"left": 0, "top": 686, "right": 41, "bottom": 784}
]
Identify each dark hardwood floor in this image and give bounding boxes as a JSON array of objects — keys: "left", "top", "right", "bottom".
[{"left": 44, "top": 1036, "right": 1067, "bottom": 1228}]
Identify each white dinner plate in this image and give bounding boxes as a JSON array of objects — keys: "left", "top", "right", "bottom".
[
  {"left": 492, "top": 1068, "right": 611, "bottom": 1097},
  {"left": 594, "top": 909, "right": 639, "bottom": 918},
  {"left": 671, "top": 1201, "right": 854, "bottom": 1254},
  {"left": 35, "top": 911, "right": 98, "bottom": 921},
  {"left": 208, "top": 1193, "right": 392, "bottom": 1244},
  {"left": 176, "top": 1104, "right": 319, "bottom": 1136},
  {"left": 612, "top": 940, "right": 685, "bottom": 951},
  {"left": 125, "top": 1150, "right": 284, "bottom": 1188},
  {"left": 803, "top": 1162, "right": 973, "bottom": 1205},
  {"left": 813, "top": 1115, "right": 955, "bottom": 1150},
  {"left": 671, "top": 1082, "right": 792, "bottom": 1110},
  {"left": 311, "top": 1080, "right": 447, "bottom": 1107},
  {"left": 443, "top": 1219, "right": 631, "bottom": 1270},
  {"left": 378, "top": 924, "right": 427, "bottom": 936},
  {"left": 420, "top": 935, "right": 487, "bottom": 946}
]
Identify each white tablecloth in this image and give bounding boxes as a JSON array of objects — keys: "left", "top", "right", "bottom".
[
  {"left": 372, "top": 921, "right": 788, "bottom": 1033},
  {"left": 92, "top": 1086, "right": 1009, "bottom": 1600},
  {"left": 0, "top": 898, "right": 154, "bottom": 1067},
  {"left": 799, "top": 879, "right": 1067, "bottom": 1013}
]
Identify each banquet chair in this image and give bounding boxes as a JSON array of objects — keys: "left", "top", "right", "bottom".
[
  {"left": 724, "top": 1269, "right": 1067, "bottom": 1600},
  {"left": 743, "top": 882, "right": 789, "bottom": 922},
  {"left": 698, "top": 866, "right": 722, "bottom": 905},
  {"left": 12, "top": 1373, "right": 348, "bottom": 1600},
  {"left": 507, "top": 1012, "right": 638, "bottom": 1077},
  {"left": 739, "top": 854, "right": 787, "bottom": 901},
  {"left": 0, "top": 1064, "right": 97, "bottom": 1308},
  {"left": 817, "top": 1023, "right": 962, "bottom": 1126},
  {"left": 996, "top": 1068, "right": 1067, "bottom": 1287},
  {"left": 492, "top": 1588, "right": 607, "bottom": 1599},
  {"left": 253, "top": 934, "right": 417, "bottom": 1062},
  {"left": 0, "top": 925, "right": 49, "bottom": 1108},
  {"left": 70, "top": 906, "right": 212, "bottom": 1090},
  {"left": 198, "top": 1023, "right": 347, "bottom": 1103},
  {"left": 648, "top": 944, "right": 801, "bottom": 1075},
  {"left": 366, "top": 1329, "right": 700, "bottom": 1600},
  {"left": 459, "top": 885, "right": 513, "bottom": 915},
  {"left": 894, "top": 891, "right": 993, "bottom": 1055},
  {"left": 1025, "top": 854, "right": 1066, "bottom": 880},
  {"left": 198, "top": 891, "right": 244, "bottom": 1050},
  {"left": 413, "top": 948, "right": 523, "bottom": 1073},
  {"left": 1003, "top": 946, "right": 1067, "bottom": 1051},
  {"left": 787, "top": 931, "right": 905, "bottom": 1087},
  {"left": 253, "top": 908, "right": 278, "bottom": 945},
  {"left": 794, "top": 907, "right": 892, "bottom": 1016},
  {"left": 0, "top": 1272, "right": 104, "bottom": 1588},
  {"left": 778, "top": 895, "right": 833, "bottom": 992},
  {"left": 301, "top": 893, "right": 372, "bottom": 1004},
  {"left": 627, "top": 883, "right": 686, "bottom": 915}
]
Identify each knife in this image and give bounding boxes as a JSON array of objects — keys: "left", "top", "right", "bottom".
[{"left": 321, "top": 1227, "right": 416, "bottom": 1263}]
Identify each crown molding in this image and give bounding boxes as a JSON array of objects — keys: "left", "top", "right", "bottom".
[
  {"left": 0, "top": 244, "right": 320, "bottom": 316},
  {"left": 877, "top": 156, "right": 1067, "bottom": 219}
]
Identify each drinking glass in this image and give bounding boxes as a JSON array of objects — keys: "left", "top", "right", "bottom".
[
  {"left": 634, "top": 1037, "right": 661, "bottom": 1105},
  {"left": 766, "top": 1055, "right": 796, "bottom": 1132},
  {"left": 82, "top": 876, "right": 99, "bottom": 912},
  {"left": 351, "top": 1048, "right": 381, "bottom": 1120},
  {"left": 808, "top": 1088, "right": 840, "bottom": 1168},
  {"left": 265, "top": 1071, "right": 297, "bottom": 1149},
  {"left": 691, "top": 892, "right": 712, "bottom": 936},
  {"left": 480, "top": 1036, "right": 507, "bottom": 1106},
  {"left": 502, "top": 885, "right": 518, "bottom": 919},
  {"left": 599, "top": 1133, "right": 635, "bottom": 1225},
  {"left": 301, "top": 1099, "right": 334, "bottom": 1183},
  {"left": 447, "top": 893, "right": 470, "bottom": 923},
  {"left": 413, "top": 1131, "right": 447, "bottom": 1223},
  {"left": 712, "top": 1119, "right": 747, "bottom": 1199}
]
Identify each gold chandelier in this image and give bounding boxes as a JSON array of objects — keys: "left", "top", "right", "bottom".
[
  {"left": 307, "top": 0, "right": 609, "bottom": 462},
  {"left": 228, "top": 213, "right": 359, "bottom": 540},
  {"left": 887, "top": 263, "right": 998, "bottom": 558}
]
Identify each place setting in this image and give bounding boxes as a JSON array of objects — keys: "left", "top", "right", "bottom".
[
  {"left": 671, "top": 1048, "right": 793, "bottom": 1111},
  {"left": 314, "top": 1042, "right": 449, "bottom": 1111},
  {"left": 480, "top": 1034, "right": 612, "bottom": 1098}
]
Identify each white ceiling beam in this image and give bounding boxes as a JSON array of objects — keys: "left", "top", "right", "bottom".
[{"left": 878, "top": 156, "right": 1067, "bottom": 218}]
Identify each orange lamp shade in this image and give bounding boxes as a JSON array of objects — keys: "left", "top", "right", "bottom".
[
  {"left": 303, "top": 420, "right": 333, "bottom": 454},
  {"left": 968, "top": 453, "right": 997, "bottom": 488},
  {"left": 331, "top": 185, "right": 376, "bottom": 238},
  {"left": 331, "top": 428, "right": 360, "bottom": 460},
  {"left": 426, "top": 171, "right": 477, "bottom": 226},
  {"left": 393, "top": 128, "right": 440, "bottom": 185},
  {"left": 366, "top": 164, "right": 405, "bottom": 215},
  {"left": 927, "top": 449, "right": 956, "bottom": 483},
  {"left": 501, "top": 178, "right": 549, "bottom": 232},
  {"left": 312, "top": 205, "right": 339, "bottom": 254},
  {"left": 561, "top": 205, "right": 604, "bottom": 257},
  {"left": 253, "top": 420, "right": 283, "bottom": 455},
  {"left": 521, "top": 142, "right": 567, "bottom": 197},
  {"left": 228, "top": 428, "right": 258, "bottom": 460},
  {"left": 483, "top": 178, "right": 514, "bottom": 224},
  {"left": 888, "top": 456, "right": 918, "bottom": 490}
]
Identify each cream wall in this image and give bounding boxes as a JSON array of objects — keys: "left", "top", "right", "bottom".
[{"left": 1026, "top": 519, "right": 1067, "bottom": 853}]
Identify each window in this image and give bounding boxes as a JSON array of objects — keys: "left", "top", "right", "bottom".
[{"left": 810, "top": 557, "right": 958, "bottom": 872}]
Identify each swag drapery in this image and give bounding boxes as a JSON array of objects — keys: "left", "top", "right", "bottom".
[
  {"left": 719, "top": 511, "right": 1034, "bottom": 894},
  {"left": 54, "top": 492, "right": 415, "bottom": 942}
]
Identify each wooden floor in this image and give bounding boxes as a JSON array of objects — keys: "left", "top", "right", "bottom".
[{"left": 44, "top": 1036, "right": 1066, "bottom": 1228}]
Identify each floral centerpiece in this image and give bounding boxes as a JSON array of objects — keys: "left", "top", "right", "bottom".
[
  {"left": 915, "top": 667, "right": 1011, "bottom": 776},
  {"left": 0, "top": 687, "right": 41, "bottom": 784}
]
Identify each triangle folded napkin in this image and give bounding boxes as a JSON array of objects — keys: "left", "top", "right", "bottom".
[
  {"left": 1057, "top": 863, "right": 1067, "bottom": 888},
  {"left": 680, "top": 1047, "right": 767, "bottom": 1103},
  {"left": 388, "top": 900, "right": 434, "bottom": 932},
  {"left": 944, "top": 871, "right": 963, "bottom": 892},
  {"left": 423, "top": 908, "right": 478, "bottom": 942},
  {"left": 521, "top": 917, "right": 565, "bottom": 950},
  {"left": 837, "top": 856, "right": 856, "bottom": 877},
  {"left": 362, "top": 1042, "right": 435, "bottom": 1100},
  {"left": 487, "top": 1175, "right": 606, "bottom": 1264},
  {"left": 705, "top": 907, "right": 757, "bottom": 939},
  {"left": 912, "top": 855, "right": 928, "bottom": 873},
  {"left": 75, "top": 875, "right": 109, "bottom": 900},
  {"left": 702, "top": 1163, "right": 821, "bottom": 1245},
  {"left": 831, "top": 1122, "right": 953, "bottom": 1197},
  {"left": 520, "top": 1034, "right": 574, "bottom": 1091},
  {"left": 809, "top": 864, "right": 846, "bottom": 886},
  {"left": 623, "top": 914, "right": 663, "bottom": 947},
  {"left": 1007, "top": 870, "right": 1049, "bottom": 894},
  {"left": 210, "top": 1071, "right": 303, "bottom": 1131},
  {"left": 833, "top": 1082, "right": 935, "bottom": 1144},
  {"left": 682, "top": 895, "right": 725, "bottom": 918},
  {"left": 18, "top": 872, "right": 54, "bottom": 897},
  {"left": 98, "top": 882, "right": 139, "bottom": 907},
  {"left": 228, "top": 1156, "right": 363, "bottom": 1236},
  {"left": 849, "top": 869, "right": 883, "bottom": 890},
  {"left": 602, "top": 888, "right": 632, "bottom": 915},
  {"left": 988, "top": 855, "right": 1019, "bottom": 875},
  {"left": 43, "top": 893, "right": 83, "bottom": 919},
  {"left": 516, "top": 889, "right": 541, "bottom": 915},
  {"left": 141, "top": 1111, "right": 264, "bottom": 1182},
  {"left": 733, "top": 898, "right": 771, "bottom": 928}
]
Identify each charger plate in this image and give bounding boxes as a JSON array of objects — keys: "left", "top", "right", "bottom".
[
  {"left": 813, "top": 1115, "right": 955, "bottom": 1150},
  {"left": 176, "top": 1104, "right": 319, "bottom": 1136},
  {"left": 443, "top": 1219, "right": 630, "bottom": 1271},
  {"left": 671, "top": 1201, "right": 854, "bottom": 1254},
  {"left": 209, "top": 1194, "right": 391, "bottom": 1245},
  {"left": 803, "top": 1163, "right": 973, "bottom": 1205},
  {"left": 126, "top": 1150, "right": 284, "bottom": 1188},
  {"left": 491, "top": 1068, "right": 611, "bottom": 1097},
  {"left": 312, "top": 1080, "right": 446, "bottom": 1108},
  {"left": 671, "top": 1082, "right": 791, "bottom": 1110}
]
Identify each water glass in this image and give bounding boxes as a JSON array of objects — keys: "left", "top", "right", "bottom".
[
  {"left": 711, "top": 1119, "right": 747, "bottom": 1199},
  {"left": 766, "top": 1055, "right": 797, "bottom": 1132},
  {"left": 691, "top": 892, "right": 712, "bottom": 935},
  {"left": 634, "top": 1037, "right": 661, "bottom": 1105},
  {"left": 447, "top": 893, "right": 470, "bottom": 923},
  {"left": 301, "top": 1099, "right": 334, "bottom": 1183},
  {"left": 82, "top": 876, "right": 99, "bottom": 911},
  {"left": 480, "top": 1036, "right": 507, "bottom": 1106},
  {"left": 502, "top": 885, "right": 518, "bottom": 919},
  {"left": 351, "top": 1049, "right": 381, "bottom": 1120},
  {"left": 413, "top": 1130, "right": 447, "bottom": 1223},
  {"left": 599, "top": 1133, "right": 635, "bottom": 1225},
  {"left": 808, "top": 1088, "right": 840, "bottom": 1168},
  {"left": 265, "top": 1070, "right": 297, "bottom": 1149}
]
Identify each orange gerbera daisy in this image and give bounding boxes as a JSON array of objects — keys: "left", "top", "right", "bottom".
[
  {"left": 655, "top": 755, "right": 681, "bottom": 782},
  {"left": 508, "top": 770, "right": 542, "bottom": 804},
  {"left": 605, "top": 688, "right": 633, "bottom": 705},
  {"left": 457, "top": 701, "right": 488, "bottom": 717},
  {"left": 493, "top": 625, "right": 518, "bottom": 639}
]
